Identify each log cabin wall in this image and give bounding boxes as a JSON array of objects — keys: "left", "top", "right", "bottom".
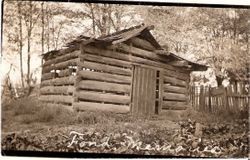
[
  {"left": 39, "top": 24, "right": 207, "bottom": 115},
  {"left": 73, "top": 36, "right": 191, "bottom": 114},
  {"left": 40, "top": 47, "right": 80, "bottom": 110},
  {"left": 73, "top": 44, "right": 132, "bottom": 113},
  {"left": 162, "top": 69, "right": 190, "bottom": 110}
]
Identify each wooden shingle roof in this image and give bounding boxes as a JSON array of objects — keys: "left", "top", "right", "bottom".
[
  {"left": 42, "top": 24, "right": 207, "bottom": 71},
  {"left": 78, "top": 24, "right": 162, "bottom": 50}
]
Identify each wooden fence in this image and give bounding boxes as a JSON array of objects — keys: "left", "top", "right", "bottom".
[{"left": 190, "top": 83, "right": 249, "bottom": 114}]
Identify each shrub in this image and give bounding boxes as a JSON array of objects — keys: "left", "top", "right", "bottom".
[
  {"left": 3, "top": 97, "right": 135, "bottom": 125},
  {"left": 20, "top": 114, "right": 38, "bottom": 124},
  {"left": 76, "top": 111, "right": 112, "bottom": 125},
  {"left": 75, "top": 111, "right": 138, "bottom": 126},
  {"left": 12, "top": 97, "right": 40, "bottom": 116},
  {"left": 52, "top": 106, "right": 77, "bottom": 125},
  {"left": 36, "top": 105, "right": 55, "bottom": 123}
]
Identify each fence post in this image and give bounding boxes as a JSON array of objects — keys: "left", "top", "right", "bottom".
[
  {"left": 233, "top": 83, "right": 237, "bottom": 111},
  {"left": 208, "top": 86, "right": 212, "bottom": 113},
  {"left": 223, "top": 87, "right": 229, "bottom": 111},
  {"left": 191, "top": 85, "right": 194, "bottom": 109},
  {"left": 199, "top": 86, "right": 204, "bottom": 111},
  {"left": 195, "top": 86, "right": 198, "bottom": 110}
]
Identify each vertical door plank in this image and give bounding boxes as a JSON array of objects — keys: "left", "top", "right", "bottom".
[
  {"left": 131, "top": 66, "right": 158, "bottom": 116},
  {"left": 139, "top": 67, "right": 144, "bottom": 115},
  {"left": 158, "top": 71, "right": 163, "bottom": 114},
  {"left": 145, "top": 69, "right": 152, "bottom": 116},
  {"left": 151, "top": 70, "right": 156, "bottom": 114},
  {"left": 135, "top": 67, "right": 140, "bottom": 115},
  {"left": 132, "top": 66, "right": 137, "bottom": 115},
  {"left": 143, "top": 68, "right": 149, "bottom": 115}
]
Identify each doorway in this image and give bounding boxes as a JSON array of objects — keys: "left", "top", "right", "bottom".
[{"left": 131, "top": 65, "right": 162, "bottom": 116}]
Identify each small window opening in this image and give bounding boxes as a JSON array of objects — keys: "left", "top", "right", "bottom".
[
  {"left": 69, "top": 65, "right": 77, "bottom": 76},
  {"left": 155, "top": 70, "right": 160, "bottom": 114}
]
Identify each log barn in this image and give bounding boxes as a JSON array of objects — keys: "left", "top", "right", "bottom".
[{"left": 40, "top": 24, "right": 207, "bottom": 116}]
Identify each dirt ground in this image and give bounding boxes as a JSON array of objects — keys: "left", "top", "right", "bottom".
[{"left": 1, "top": 98, "right": 249, "bottom": 158}]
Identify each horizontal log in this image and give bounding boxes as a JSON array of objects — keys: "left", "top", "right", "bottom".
[
  {"left": 73, "top": 101, "right": 129, "bottom": 113},
  {"left": 80, "top": 61, "right": 131, "bottom": 76},
  {"left": 40, "top": 86, "right": 74, "bottom": 95},
  {"left": 161, "top": 106, "right": 188, "bottom": 110},
  {"left": 84, "top": 53, "right": 131, "bottom": 68},
  {"left": 164, "top": 76, "right": 187, "bottom": 87},
  {"left": 154, "top": 49, "right": 171, "bottom": 56},
  {"left": 39, "top": 95, "right": 73, "bottom": 104},
  {"left": 77, "top": 80, "right": 130, "bottom": 93},
  {"left": 41, "top": 69, "right": 74, "bottom": 81},
  {"left": 128, "top": 37, "right": 155, "bottom": 51},
  {"left": 43, "top": 50, "right": 80, "bottom": 66},
  {"left": 78, "top": 70, "right": 131, "bottom": 84},
  {"left": 164, "top": 84, "right": 187, "bottom": 94},
  {"left": 163, "top": 92, "right": 187, "bottom": 101},
  {"left": 113, "top": 43, "right": 171, "bottom": 64},
  {"left": 60, "top": 46, "right": 80, "bottom": 54},
  {"left": 58, "top": 68, "right": 74, "bottom": 77},
  {"left": 42, "top": 102, "right": 73, "bottom": 111},
  {"left": 84, "top": 45, "right": 184, "bottom": 73},
  {"left": 168, "top": 60, "right": 191, "bottom": 67},
  {"left": 162, "top": 101, "right": 187, "bottom": 110},
  {"left": 41, "top": 76, "right": 75, "bottom": 86},
  {"left": 163, "top": 70, "right": 189, "bottom": 81},
  {"left": 41, "top": 72, "right": 56, "bottom": 81},
  {"left": 42, "top": 58, "right": 78, "bottom": 74},
  {"left": 162, "top": 106, "right": 188, "bottom": 110},
  {"left": 54, "top": 58, "right": 78, "bottom": 70},
  {"left": 44, "top": 46, "right": 79, "bottom": 61},
  {"left": 76, "top": 91, "right": 130, "bottom": 105}
]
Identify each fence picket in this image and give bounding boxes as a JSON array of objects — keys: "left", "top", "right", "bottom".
[{"left": 190, "top": 83, "right": 249, "bottom": 115}]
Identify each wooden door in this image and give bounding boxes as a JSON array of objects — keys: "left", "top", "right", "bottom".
[{"left": 131, "top": 65, "right": 162, "bottom": 116}]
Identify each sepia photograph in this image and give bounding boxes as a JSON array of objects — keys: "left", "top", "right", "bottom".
[{"left": 1, "top": 0, "right": 249, "bottom": 158}]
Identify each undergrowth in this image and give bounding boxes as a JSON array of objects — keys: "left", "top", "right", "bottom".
[
  {"left": 2, "top": 97, "right": 247, "bottom": 127},
  {"left": 1, "top": 97, "right": 137, "bottom": 126}
]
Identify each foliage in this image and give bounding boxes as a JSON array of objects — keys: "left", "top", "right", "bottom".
[
  {"left": 2, "top": 96, "right": 249, "bottom": 157},
  {"left": 143, "top": 7, "right": 249, "bottom": 79},
  {"left": 1, "top": 118, "right": 248, "bottom": 157},
  {"left": 2, "top": 1, "right": 142, "bottom": 87},
  {"left": 3, "top": 2, "right": 249, "bottom": 87},
  {"left": 193, "top": 8, "right": 250, "bottom": 78}
]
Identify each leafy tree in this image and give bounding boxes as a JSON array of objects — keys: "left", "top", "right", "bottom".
[
  {"left": 82, "top": 3, "right": 140, "bottom": 37},
  {"left": 2, "top": 1, "right": 25, "bottom": 88},
  {"left": 193, "top": 8, "right": 250, "bottom": 81},
  {"left": 21, "top": 1, "right": 41, "bottom": 94},
  {"left": 143, "top": 6, "right": 249, "bottom": 85},
  {"left": 2, "top": 2, "right": 249, "bottom": 89}
]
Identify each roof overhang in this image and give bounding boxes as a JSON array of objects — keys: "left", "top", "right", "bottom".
[{"left": 41, "top": 24, "right": 208, "bottom": 71}]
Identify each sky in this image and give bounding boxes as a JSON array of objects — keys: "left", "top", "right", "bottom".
[
  {"left": 1, "top": 2, "right": 142, "bottom": 86},
  {"left": 1, "top": 0, "right": 248, "bottom": 88},
  {"left": 1, "top": 2, "right": 91, "bottom": 86}
]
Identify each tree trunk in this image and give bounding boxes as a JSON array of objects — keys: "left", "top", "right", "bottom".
[
  {"left": 52, "top": 19, "right": 56, "bottom": 49},
  {"left": 41, "top": 2, "right": 44, "bottom": 56},
  {"left": 55, "top": 24, "right": 63, "bottom": 50},
  {"left": 46, "top": 5, "right": 50, "bottom": 52},
  {"left": 27, "top": 31, "right": 31, "bottom": 93},
  {"left": 89, "top": 4, "right": 96, "bottom": 37},
  {"left": 17, "top": 2, "right": 24, "bottom": 88},
  {"left": 26, "top": 1, "right": 32, "bottom": 95}
]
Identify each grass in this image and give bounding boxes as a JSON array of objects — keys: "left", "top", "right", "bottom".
[
  {"left": 2, "top": 97, "right": 138, "bottom": 127},
  {"left": 2, "top": 96, "right": 247, "bottom": 133},
  {"left": 2, "top": 98, "right": 74, "bottom": 125},
  {"left": 176, "top": 106, "right": 248, "bottom": 124}
]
